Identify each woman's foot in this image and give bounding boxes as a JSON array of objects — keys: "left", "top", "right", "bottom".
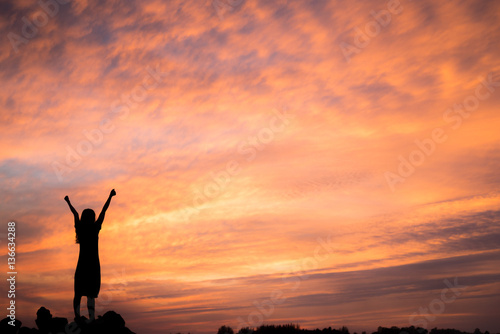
[{"left": 74, "top": 315, "right": 87, "bottom": 326}]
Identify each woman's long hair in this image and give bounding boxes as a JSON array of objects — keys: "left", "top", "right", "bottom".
[{"left": 76, "top": 208, "right": 96, "bottom": 244}]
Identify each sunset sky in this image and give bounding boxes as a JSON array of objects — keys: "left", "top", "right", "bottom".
[{"left": 1, "top": 0, "right": 500, "bottom": 333}]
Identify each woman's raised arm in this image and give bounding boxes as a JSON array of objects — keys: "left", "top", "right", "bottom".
[
  {"left": 64, "top": 196, "right": 79, "bottom": 226},
  {"left": 96, "top": 189, "right": 116, "bottom": 225}
]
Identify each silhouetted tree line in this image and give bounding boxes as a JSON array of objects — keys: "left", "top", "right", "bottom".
[
  {"left": 0, "top": 306, "right": 134, "bottom": 334},
  {"left": 218, "top": 324, "right": 351, "bottom": 334},
  {"left": 374, "top": 326, "right": 492, "bottom": 334},
  {"left": 217, "top": 325, "right": 496, "bottom": 334}
]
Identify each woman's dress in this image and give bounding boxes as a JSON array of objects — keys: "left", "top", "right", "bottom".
[{"left": 74, "top": 221, "right": 102, "bottom": 297}]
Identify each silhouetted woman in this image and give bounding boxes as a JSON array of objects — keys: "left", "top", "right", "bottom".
[{"left": 64, "top": 189, "right": 116, "bottom": 321}]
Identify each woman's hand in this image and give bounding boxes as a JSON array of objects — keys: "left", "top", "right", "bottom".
[
  {"left": 110, "top": 189, "right": 116, "bottom": 197},
  {"left": 64, "top": 196, "right": 69, "bottom": 202}
]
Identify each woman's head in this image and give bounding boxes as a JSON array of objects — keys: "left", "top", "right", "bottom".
[
  {"left": 76, "top": 209, "right": 96, "bottom": 243},
  {"left": 81, "top": 209, "right": 96, "bottom": 224}
]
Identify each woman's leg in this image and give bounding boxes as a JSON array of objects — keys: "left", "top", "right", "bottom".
[
  {"left": 87, "top": 297, "right": 95, "bottom": 321},
  {"left": 73, "top": 294, "right": 82, "bottom": 318}
]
